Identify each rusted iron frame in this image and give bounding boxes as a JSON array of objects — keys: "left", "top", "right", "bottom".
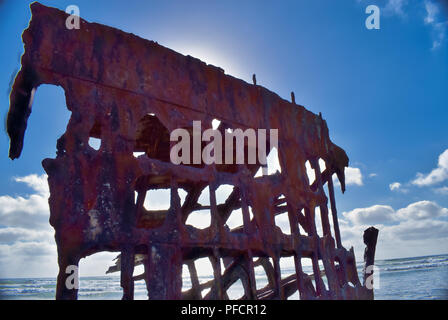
[{"left": 5, "top": 3, "right": 380, "bottom": 301}]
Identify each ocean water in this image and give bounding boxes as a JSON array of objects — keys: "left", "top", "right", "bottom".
[{"left": 0, "top": 254, "right": 447, "bottom": 300}]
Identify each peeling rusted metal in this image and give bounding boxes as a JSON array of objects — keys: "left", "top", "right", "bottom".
[{"left": 7, "top": 3, "right": 377, "bottom": 300}]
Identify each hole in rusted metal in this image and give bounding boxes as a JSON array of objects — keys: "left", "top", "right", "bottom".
[
  {"left": 275, "top": 212, "right": 291, "bottom": 235},
  {"left": 227, "top": 279, "right": 244, "bottom": 300},
  {"left": 134, "top": 113, "right": 170, "bottom": 161},
  {"left": 143, "top": 189, "right": 170, "bottom": 211},
  {"left": 226, "top": 208, "right": 244, "bottom": 230},
  {"left": 181, "top": 264, "right": 193, "bottom": 292},
  {"left": 194, "top": 257, "right": 214, "bottom": 297},
  {"left": 318, "top": 158, "right": 326, "bottom": 172},
  {"left": 186, "top": 209, "right": 211, "bottom": 229},
  {"left": 215, "top": 184, "right": 233, "bottom": 205},
  {"left": 298, "top": 208, "right": 308, "bottom": 235},
  {"left": 133, "top": 151, "right": 145, "bottom": 157},
  {"left": 253, "top": 259, "right": 270, "bottom": 291},
  {"left": 135, "top": 189, "right": 169, "bottom": 229},
  {"left": 212, "top": 119, "right": 221, "bottom": 130},
  {"left": 198, "top": 186, "right": 210, "bottom": 206},
  {"left": 305, "top": 160, "right": 315, "bottom": 186},
  {"left": 315, "top": 206, "right": 323, "bottom": 237},
  {"left": 88, "top": 137, "right": 101, "bottom": 150},
  {"left": 318, "top": 260, "right": 329, "bottom": 291}
]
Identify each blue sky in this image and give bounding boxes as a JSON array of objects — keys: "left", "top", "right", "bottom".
[{"left": 0, "top": 0, "right": 447, "bottom": 278}]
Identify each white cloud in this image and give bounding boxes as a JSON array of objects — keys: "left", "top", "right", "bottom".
[
  {"left": 0, "top": 174, "right": 54, "bottom": 278},
  {"left": 430, "top": 21, "right": 448, "bottom": 49},
  {"left": 389, "top": 181, "right": 409, "bottom": 193},
  {"left": 424, "top": 1, "right": 447, "bottom": 49},
  {"left": 379, "top": 0, "right": 446, "bottom": 49},
  {"left": 412, "top": 149, "right": 448, "bottom": 186},
  {"left": 343, "top": 205, "right": 395, "bottom": 225},
  {"left": 424, "top": 0, "right": 439, "bottom": 24},
  {"left": 0, "top": 174, "right": 50, "bottom": 229},
  {"left": 395, "top": 200, "right": 448, "bottom": 220},
  {"left": 0, "top": 227, "right": 53, "bottom": 244},
  {"left": 0, "top": 194, "right": 50, "bottom": 229},
  {"left": 340, "top": 200, "right": 448, "bottom": 260},
  {"left": 389, "top": 219, "right": 448, "bottom": 241},
  {"left": 389, "top": 182, "right": 401, "bottom": 191},
  {"left": 14, "top": 174, "right": 49, "bottom": 196},
  {"left": 369, "top": 173, "right": 377, "bottom": 178},
  {"left": 434, "top": 186, "right": 448, "bottom": 195},
  {"left": 0, "top": 240, "right": 58, "bottom": 278},
  {"left": 384, "top": 0, "right": 408, "bottom": 16},
  {"left": 0, "top": 241, "right": 55, "bottom": 257},
  {"left": 345, "top": 167, "right": 363, "bottom": 186},
  {"left": 343, "top": 200, "right": 448, "bottom": 225}
]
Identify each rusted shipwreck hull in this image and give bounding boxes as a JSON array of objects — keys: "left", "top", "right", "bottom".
[{"left": 7, "top": 3, "right": 378, "bottom": 300}]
